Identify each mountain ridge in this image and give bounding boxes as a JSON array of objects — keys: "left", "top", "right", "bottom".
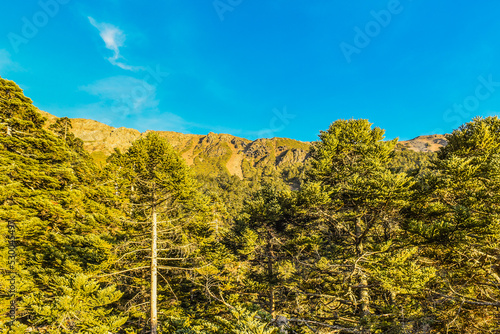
[{"left": 37, "top": 110, "right": 447, "bottom": 178}]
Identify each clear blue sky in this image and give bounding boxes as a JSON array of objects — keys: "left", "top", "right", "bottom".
[{"left": 1, "top": 0, "right": 500, "bottom": 141}]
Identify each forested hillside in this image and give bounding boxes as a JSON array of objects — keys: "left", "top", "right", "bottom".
[{"left": 1, "top": 77, "right": 499, "bottom": 333}]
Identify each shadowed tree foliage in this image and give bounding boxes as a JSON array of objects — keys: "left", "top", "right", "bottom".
[
  {"left": 295, "top": 119, "right": 428, "bottom": 333},
  {"left": 405, "top": 116, "right": 500, "bottom": 332}
]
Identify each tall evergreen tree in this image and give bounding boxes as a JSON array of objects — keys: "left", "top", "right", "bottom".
[
  {"left": 230, "top": 178, "right": 297, "bottom": 318},
  {"left": 0, "top": 77, "right": 126, "bottom": 333},
  {"left": 298, "top": 119, "right": 423, "bottom": 332},
  {"left": 106, "top": 132, "right": 215, "bottom": 333},
  {"left": 406, "top": 116, "right": 500, "bottom": 332}
]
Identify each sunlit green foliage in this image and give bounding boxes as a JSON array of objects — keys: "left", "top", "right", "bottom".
[
  {"left": 0, "top": 77, "right": 125, "bottom": 332},
  {"left": 2, "top": 76, "right": 500, "bottom": 332}
]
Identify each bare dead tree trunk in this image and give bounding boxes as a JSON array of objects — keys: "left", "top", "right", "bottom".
[
  {"left": 359, "top": 273, "right": 369, "bottom": 317},
  {"left": 356, "top": 218, "right": 369, "bottom": 317},
  {"left": 151, "top": 206, "right": 158, "bottom": 334},
  {"left": 267, "top": 242, "right": 276, "bottom": 318},
  {"left": 64, "top": 120, "right": 68, "bottom": 142}
]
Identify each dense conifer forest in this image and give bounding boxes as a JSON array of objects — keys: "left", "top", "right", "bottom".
[{"left": 1, "top": 77, "right": 500, "bottom": 333}]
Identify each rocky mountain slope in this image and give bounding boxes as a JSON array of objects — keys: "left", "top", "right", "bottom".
[
  {"left": 398, "top": 134, "right": 448, "bottom": 152},
  {"left": 38, "top": 110, "right": 310, "bottom": 178},
  {"left": 38, "top": 110, "right": 447, "bottom": 178}
]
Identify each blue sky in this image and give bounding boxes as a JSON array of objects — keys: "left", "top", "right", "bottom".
[{"left": 1, "top": 0, "right": 500, "bottom": 141}]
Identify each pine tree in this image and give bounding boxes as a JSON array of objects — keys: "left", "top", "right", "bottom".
[
  {"left": 406, "top": 116, "right": 500, "bottom": 332},
  {"left": 106, "top": 132, "right": 215, "bottom": 333},
  {"left": 23, "top": 274, "right": 127, "bottom": 334},
  {"left": 230, "top": 178, "right": 298, "bottom": 319},
  {"left": 298, "top": 119, "right": 420, "bottom": 332},
  {"left": 0, "top": 77, "right": 126, "bottom": 332}
]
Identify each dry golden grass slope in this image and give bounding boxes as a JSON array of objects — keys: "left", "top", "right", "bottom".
[{"left": 398, "top": 134, "right": 448, "bottom": 152}]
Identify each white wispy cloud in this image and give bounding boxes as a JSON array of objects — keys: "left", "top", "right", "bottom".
[
  {"left": 0, "top": 49, "right": 21, "bottom": 73},
  {"left": 78, "top": 76, "right": 189, "bottom": 132},
  {"left": 133, "top": 113, "right": 190, "bottom": 133},
  {"left": 88, "top": 17, "right": 144, "bottom": 71},
  {"left": 80, "top": 76, "right": 159, "bottom": 115},
  {"left": 48, "top": 75, "right": 189, "bottom": 133}
]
